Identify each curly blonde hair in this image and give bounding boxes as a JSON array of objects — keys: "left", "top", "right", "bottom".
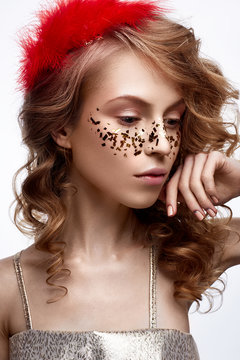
[{"left": 14, "top": 15, "right": 239, "bottom": 308}]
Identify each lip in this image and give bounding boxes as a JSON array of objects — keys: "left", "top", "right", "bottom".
[
  {"left": 135, "top": 168, "right": 167, "bottom": 177},
  {"left": 134, "top": 168, "right": 167, "bottom": 185}
]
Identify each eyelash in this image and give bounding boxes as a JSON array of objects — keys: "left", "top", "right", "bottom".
[
  {"left": 117, "top": 116, "right": 181, "bottom": 128},
  {"left": 165, "top": 118, "right": 181, "bottom": 128},
  {"left": 117, "top": 116, "right": 140, "bottom": 125}
]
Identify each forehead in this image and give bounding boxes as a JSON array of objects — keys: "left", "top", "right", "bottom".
[{"left": 84, "top": 51, "right": 181, "bottom": 110}]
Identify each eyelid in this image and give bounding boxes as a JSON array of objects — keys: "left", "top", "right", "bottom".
[
  {"left": 164, "top": 118, "right": 181, "bottom": 127},
  {"left": 164, "top": 106, "right": 186, "bottom": 118},
  {"left": 117, "top": 116, "right": 141, "bottom": 126}
]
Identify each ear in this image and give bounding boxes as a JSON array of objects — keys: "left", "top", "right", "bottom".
[{"left": 51, "top": 127, "right": 72, "bottom": 149}]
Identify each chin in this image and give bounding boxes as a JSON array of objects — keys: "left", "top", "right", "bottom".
[{"left": 121, "top": 193, "right": 159, "bottom": 209}]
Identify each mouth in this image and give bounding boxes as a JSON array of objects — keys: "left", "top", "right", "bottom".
[
  {"left": 134, "top": 168, "right": 167, "bottom": 185},
  {"left": 135, "top": 168, "right": 167, "bottom": 177}
]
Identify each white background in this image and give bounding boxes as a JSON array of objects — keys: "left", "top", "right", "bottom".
[{"left": 0, "top": 1, "right": 239, "bottom": 359}]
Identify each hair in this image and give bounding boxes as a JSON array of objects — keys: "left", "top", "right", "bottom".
[{"left": 13, "top": 14, "right": 239, "bottom": 310}]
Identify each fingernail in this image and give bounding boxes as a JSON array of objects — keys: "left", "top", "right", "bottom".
[
  {"left": 193, "top": 210, "right": 205, "bottom": 221},
  {"left": 167, "top": 205, "right": 174, "bottom": 216},
  {"left": 211, "top": 196, "right": 219, "bottom": 204},
  {"left": 207, "top": 208, "right": 217, "bottom": 218}
]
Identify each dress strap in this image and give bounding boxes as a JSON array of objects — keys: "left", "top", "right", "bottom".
[
  {"left": 13, "top": 251, "right": 33, "bottom": 330},
  {"left": 149, "top": 245, "right": 157, "bottom": 329}
]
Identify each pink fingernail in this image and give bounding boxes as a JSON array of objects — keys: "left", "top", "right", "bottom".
[
  {"left": 167, "top": 205, "right": 174, "bottom": 216},
  {"left": 207, "top": 208, "right": 217, "bottom": 218},
  {"left": 193, "top": 210, "right": 205, "bottom": 221}
]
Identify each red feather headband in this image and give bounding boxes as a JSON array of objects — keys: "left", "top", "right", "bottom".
[{"left": 18, "top": 0, "right": 167, "bottom": 92}]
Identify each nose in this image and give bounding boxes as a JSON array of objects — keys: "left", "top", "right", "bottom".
[{"left": 143, "top": 120, "right": 171, "bottom": 156}]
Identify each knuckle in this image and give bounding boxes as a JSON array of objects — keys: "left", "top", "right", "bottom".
[
  {"left": 189, "top": 181, "right": 199, "bottom": 192},
  {"left": 209, "top": 150, "right": 223, "bottom": 159},
  {"left": 184, "top": 155, "right": 193, "bottom": 164},
  {"left": 195, "top": 152, "right": 207, "bottom": 159},
  {"left": 178, "top": 181, "right": 188, "bottom": 193},
  {"left": 201, "top": 173, "right": 209, "bottom": 183},
  {"left": 204, "top": 184, "right": 215, "bottom": 194}
]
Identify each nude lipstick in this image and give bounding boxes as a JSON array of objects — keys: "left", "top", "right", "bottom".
[{"left": 135, "top": 168, "right": 167, "bottom": 185}]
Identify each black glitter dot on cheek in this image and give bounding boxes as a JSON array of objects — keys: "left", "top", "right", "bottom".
[
  {"left": 134, "top": 150, "right": 142, "bottom": 156},
  {"left": 104, "top": 127, "right": 107, "bottom": 130},
  {"left": 90, "top": 117, "right": 100, "bottom": 125},
  {"left": 102, "top": 143, "right": 106, "bottom": 147},
  {"left": 96, "top": 108, "right": 100, "bottom": 111}
]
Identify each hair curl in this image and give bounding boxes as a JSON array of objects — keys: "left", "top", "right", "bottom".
[{"left": 13, "top": 15, "right": 239, "bottom": 309}]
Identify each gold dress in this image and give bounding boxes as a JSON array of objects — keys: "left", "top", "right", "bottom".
[{"left": 9, "top": 246, "right": 200, "bottom": 359}]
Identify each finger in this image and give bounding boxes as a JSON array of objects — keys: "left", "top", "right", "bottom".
[
  {"left": 165, "top": 165, "right": 183, "bottom": 216},
  {"left": 189, "top": 153, "right": 218, "bottom": 217},
  {"left": 201, "top": 151, "right": 226, "bottom": 204},
  {"left": 158, "top": 184, "right": 166, "bottom": 203},
  {"left": 178, "top": 155, "right": 206, "bottom": 220}
]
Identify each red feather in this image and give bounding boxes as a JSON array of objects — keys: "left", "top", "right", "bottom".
[{"left": 18, "top": 0, "right": 167, "bottom": 92}]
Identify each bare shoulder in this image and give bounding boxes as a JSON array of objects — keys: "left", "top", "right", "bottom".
[
  {"left": 0, "top": 254, "right": 18, "bottom": 360},
  {"left": 0, "top": 254, "right": 18, "bottom": 322},
  {"left": 0, "top": 254, "right": 17, "bottom": 301}
]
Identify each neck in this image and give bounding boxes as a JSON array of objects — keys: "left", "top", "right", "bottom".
[{"left": 60, "top": 175, "right": 145, "bottom": 262}]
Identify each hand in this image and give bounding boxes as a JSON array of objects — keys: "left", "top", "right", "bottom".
[{"left": 159, "top": 151, "right": 240, "bottom": 221}]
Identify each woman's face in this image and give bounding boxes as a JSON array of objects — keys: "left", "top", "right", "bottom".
[{"left": 64, "top": 51, "right": 186, "bottom": 209}]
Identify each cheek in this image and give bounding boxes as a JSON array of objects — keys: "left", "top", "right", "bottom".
[
  {"left": 88, "top": 113, "right": 147, "bottom": 158},
  {"left": 166, "top": 129, "right": 181, "bottom": 159}
]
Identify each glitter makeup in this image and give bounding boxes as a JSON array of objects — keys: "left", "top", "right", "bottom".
[{"left": 87, "top": 107, "right": 181, "bottom": 159}]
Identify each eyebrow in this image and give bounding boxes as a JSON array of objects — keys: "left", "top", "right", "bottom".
[{"left": 104, "top": 95, "right": 185, "bottom": 113}]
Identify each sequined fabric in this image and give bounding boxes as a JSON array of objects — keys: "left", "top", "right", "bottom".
[
  {"left": 9, "top": 328, "right": 200, "bottom": 360},
  {"left": 9, "top": 247, "right": 200, "bottom": 359}
]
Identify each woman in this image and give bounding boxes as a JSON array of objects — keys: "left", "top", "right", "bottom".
[{"left": 0, "top": 0, "right": 239, "bottom": 359}]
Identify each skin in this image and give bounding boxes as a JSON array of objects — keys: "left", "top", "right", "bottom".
[{"left": 0, "top": 51, "right": 240, "bottom": 360}]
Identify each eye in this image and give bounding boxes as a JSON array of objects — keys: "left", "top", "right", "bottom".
[
  {"left": 117, "top": 116, "right": 140, "bottom": 126},
  {"left": 164, "top": 118, "right": 181, "bottom": 128}
]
